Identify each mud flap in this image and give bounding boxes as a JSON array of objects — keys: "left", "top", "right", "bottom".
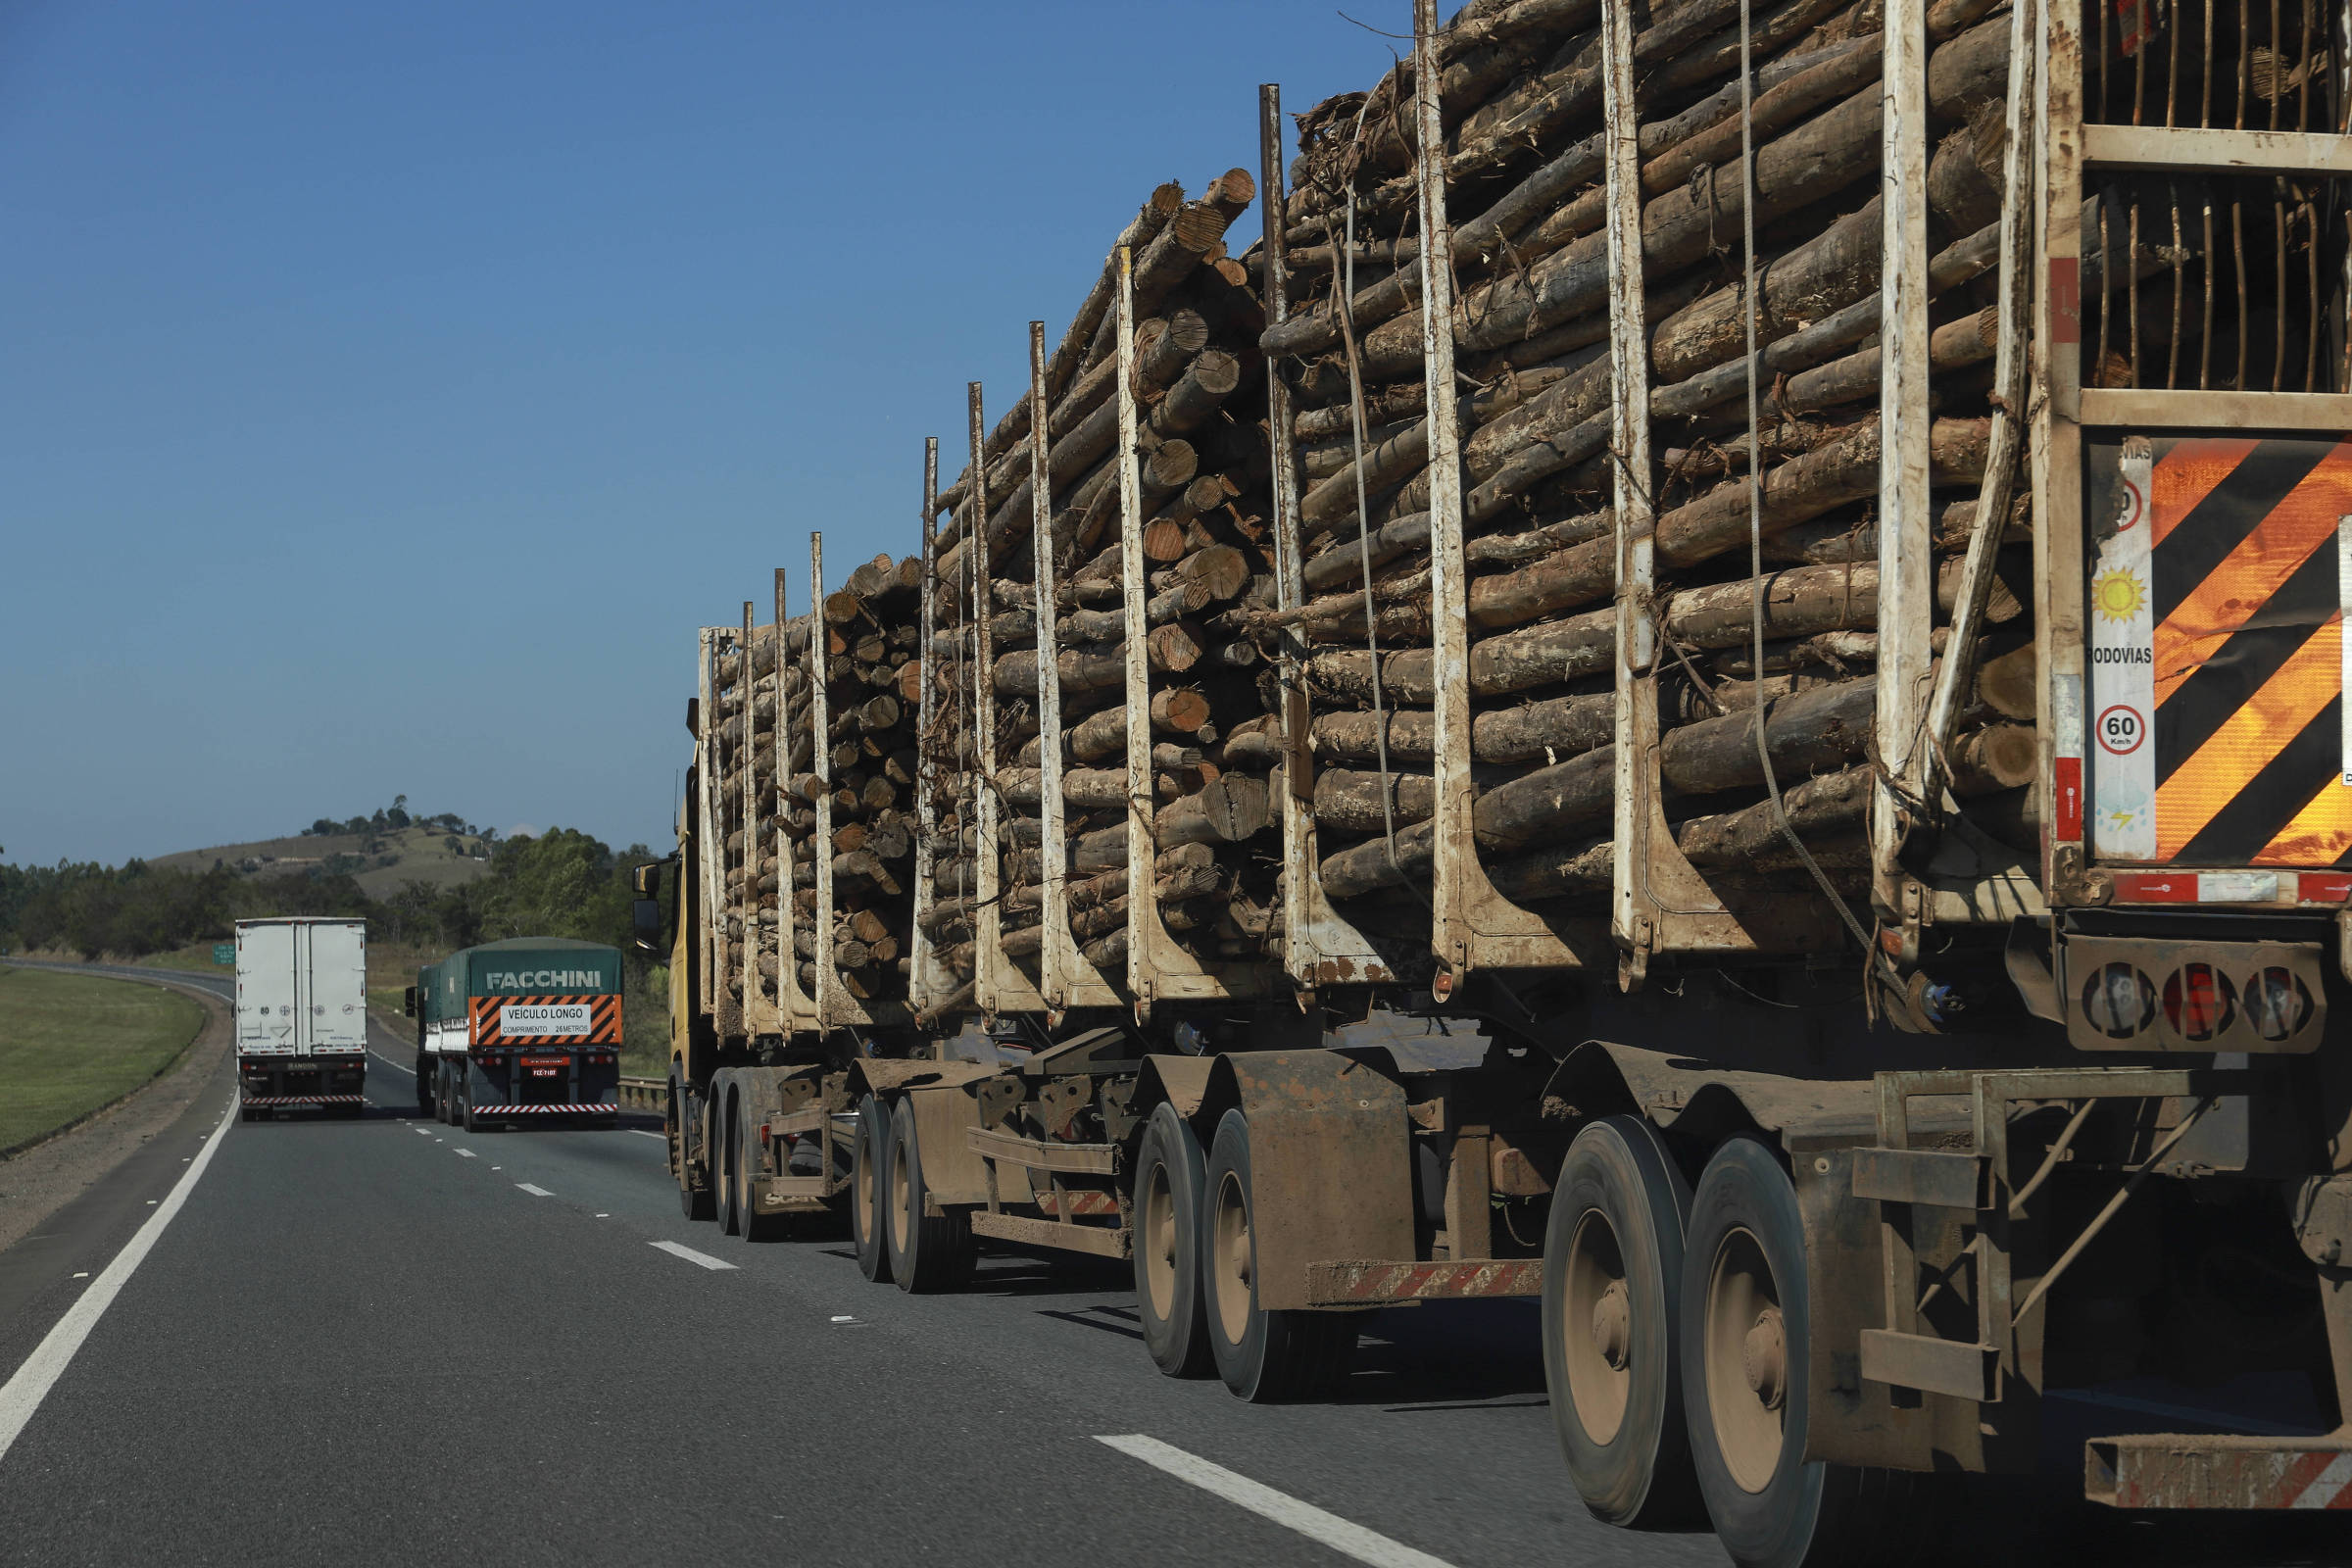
[{"left": 1212, "top": 1051, "right": 1414, "bottom": 1312}]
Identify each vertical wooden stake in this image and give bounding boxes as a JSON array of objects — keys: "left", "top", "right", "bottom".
[
  {"left": 1875, "top": 0, "right": 1936, "bottom": 926},
  {"left": 1116, "top": 247, "right": 1156, "bottom": 1018},
  {"left": 741, "top": 598, "right": 759, "bottom": 1019},
  {"left": 809, "top": 535, "right": 838, "bottom": 1028},
  {"left": 910, "top": 438, "right": 942, "bottom": 1015},
  {"left": 1264, "top": 80, "right": 1392, "bottom": 996},
  {"left": 1029, "top": 320, "right": 1082, "bottom": 1011}
]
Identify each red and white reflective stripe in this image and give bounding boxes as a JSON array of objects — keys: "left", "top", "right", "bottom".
[
  {"left": 240, "top": 1095, "right": 368, "bottom": 1105},
  {"left": 1304, "top": 1259, "right": 1544, "bottom": 1304},
  {"left": 2112, "top": 870, "right": 2290, "bottom": 904},
  {"left": 1034, "top": 1190, "right": 1119, "bottom": 1217},
  {"left": 471, "top": 1102, "right": 618, "bottom": 1114},
  {"left": 2287, "top": 1449, "right": 2352, "bottom": 1508}
]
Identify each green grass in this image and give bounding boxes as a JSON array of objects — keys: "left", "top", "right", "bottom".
[{"left": 0, "top": 966, "right": 207, "bottom": 1152}]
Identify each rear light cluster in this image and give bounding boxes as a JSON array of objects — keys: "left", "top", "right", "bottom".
[{"left": 2081, "top": 960, "right": 2314, "bottom": 1044}]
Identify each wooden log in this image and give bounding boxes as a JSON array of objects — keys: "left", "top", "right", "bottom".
[
  {"left": 1318, "top": 677, "right": 1879, "bottom": 897},
  {"left": 992, "top": 644, "right": 1126, "bottom": 696},
  {"left": 1060, "top": 606, "right": 1126, "bottom": 643},
  {"left": 1311, "top": 691, "right": 1615, "bottom": 766},
  {"left": 1313, "top": 769, "right": 1438, "bottom": 833},
  {"left": 1155, "top": 775, "right": 1270, "bottom": 848},
  {"left": 998, "top": 767, "right": 1126, "bottom": 810},
  {"left": 1173, "top": 543, "right": 1251, "bottom": 607},
  {"left": 833, "top": 849, "right": 902, "bottom": 897},
  {"left": 1947, "top": 723, "right": 2036, "bottom": 795},
  {"left": 1071, "top": 706, "right": 1129, "bottom": 762},
  {"left": 1150, "top": 688, "right": 1211, "bottom": 735},
  {"left": 1147, "top": 622, "right": 1205, "bottom": 674},
  {"left": 1149, "top": 350, "right": 1243, "bottom": 436},
  {"left": 1462, "top": 418, "right": 1989, "bottom": 631},
  {"left": 1973, "top": 641, "right": 2035, "bottom": 721}
]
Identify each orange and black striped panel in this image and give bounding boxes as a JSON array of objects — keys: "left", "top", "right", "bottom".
[
  {"left": 468, "top": 994, "right": 623, "bottom": 1047},
  {"left": 2146, "top": 437, "right": 2352, "bottom": 865}
]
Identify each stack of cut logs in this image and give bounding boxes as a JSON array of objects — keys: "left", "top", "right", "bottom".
[
  {"left": 1244, "top": 0, "right": 2043, "bottom": 929},
  {"left": 801, "top": 554, "right": 925, "bottom": 1004},
  {"left": 711, "top": 621, "right": 786, "bottom": 1004},
  {"left": 711, "top": 554, "right": 926, "bottom": 1011},
  {"left": 920, "top": 167, "right": 1293, "bottom": 984}
]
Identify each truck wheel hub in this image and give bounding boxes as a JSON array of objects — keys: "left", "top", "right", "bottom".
[
  {"left": 1591, "top": 1280, "right": 1633, "bottom": 1370},
  {"left": 1742, "top": 1306, "right": 1787, "bottom": 1411}
]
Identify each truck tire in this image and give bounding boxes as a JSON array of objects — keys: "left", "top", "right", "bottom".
[
  {"left": 460, "top": 1075, "right": 478, "bottom": 1133},
  {"left": 1681, "top": 1134, "right": 1898, "bottom": 1568},
  {"left": 435, "top": 1063, "right": 453, "bottom": 1124},
  {"left": 1134, "top": 1102, "right": 1213, "bottom": 1378},
  {"left": 415, "top": 1065, "right": 433, "bottom": 1119},
  {"left": 717, "top": 1090, "right": 743, "bottom": 1237},
  {"left": 1200, "top": 1107, "right": 1356, "bottom": 1401},
  {"left": 852, "top": 1093, "right": 894, "bottom": 1284},
  {"left": 1544, "top": 1115, "right": 1699, "bottom": 1528},
  {"left": 886, "top": 1098, "right": 975, "bottom": 1293},
  {"left": 673, "top": 1080, "right": 714, "bottom": 1222}
]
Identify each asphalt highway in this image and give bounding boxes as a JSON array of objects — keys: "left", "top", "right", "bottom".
[{"left": 1, "top": 965, "right": 2347, "bottom": 1567}]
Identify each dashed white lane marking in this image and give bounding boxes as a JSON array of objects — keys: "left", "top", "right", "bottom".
[
  {"left": 1094, "top": 1436, "right": 1455, "bottom": 1568},
  {"left": 626, "top": 1130, "right": 665, "bottom": 1141},
  {"left": 516, "top": 1184, "right": 554, "bottom": 1197},
  {"left": 0, "top": 1098, "right": 236, "bottom": 1463},
  {"left": 454, "top": 1150, "right": 476, "bottom": 1159},
  {"left": 648, "top": 1241, "right": 736, "bottom": 1271},
  {"left": 595, "top": 1213, "right": 610, "bottom": 1218}
]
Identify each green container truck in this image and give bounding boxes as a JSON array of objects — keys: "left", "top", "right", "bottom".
[{"left": 404, "top": 938, "right": 624, "bottom": 1131}]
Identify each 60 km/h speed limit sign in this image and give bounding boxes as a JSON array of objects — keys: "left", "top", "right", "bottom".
[{"left": 2098, "top": 704, "right": 2146, "bottom": 757}]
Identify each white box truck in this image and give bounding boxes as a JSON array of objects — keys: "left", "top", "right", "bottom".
[{"left": 235, "top": 917, "right": 368, "bottom": 1120}]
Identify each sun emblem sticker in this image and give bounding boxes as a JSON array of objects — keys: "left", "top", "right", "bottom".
[{"left": 2092, "top": 566, "right": 2147, "bottom": 623}]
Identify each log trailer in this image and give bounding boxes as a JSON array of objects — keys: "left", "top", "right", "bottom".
[
  {"left": 660, "top": 0, "right": 2352, "bottom": 1559},
  {"left": 406, "top": 939, "right": 624, "bottom": 1130}
]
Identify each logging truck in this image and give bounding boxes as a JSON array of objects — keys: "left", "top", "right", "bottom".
[{"left": 658, "top": 0, "right": 2352, "bottom": 1560}]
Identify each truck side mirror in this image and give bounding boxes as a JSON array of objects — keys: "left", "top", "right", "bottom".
[
  {"left": 632, "top": 899, "right": 662, "bottom": 953},
  {"left": 402, "top": 985, "right": 417, "bottom": 1018},
  {"left": 631, "top": 861, "right": 662, "bottom": 898}
]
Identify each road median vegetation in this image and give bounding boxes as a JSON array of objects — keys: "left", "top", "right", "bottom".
[{"left": 0, "top": 965, "right": 207, "bottom": 1155}]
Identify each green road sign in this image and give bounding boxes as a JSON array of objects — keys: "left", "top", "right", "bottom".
[{"left": 213, "top": 943, "right": 234, "bottom": 966}]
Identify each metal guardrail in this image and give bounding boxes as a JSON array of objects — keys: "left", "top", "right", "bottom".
[{"left": 619, "top": 1076, "right": 665, "bottom": 1112}]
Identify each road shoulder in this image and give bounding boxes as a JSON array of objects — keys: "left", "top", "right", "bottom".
[{"left": 0, "top": 975, "right": 233, "bottom": 1261}]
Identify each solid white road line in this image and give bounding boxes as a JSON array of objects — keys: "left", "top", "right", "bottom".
[
  {"left": 0, "top": 1097, "right": 238, "bottom": 1465},
  {"left": 649, "top": 1240, "right": 736, "bottom": 1271},
  {"left": 516, "top": 1183, "right": 554, "bottom": 1197},
  {"left": 626, "top": 1129, "right": 665, "bottom": 1141},
  {"left": 369, "top": 1050, "right": 414, "bottom": 1077},
  {"left": 1094, "top": 1436, "right": 1455, "bottom": 1568}
]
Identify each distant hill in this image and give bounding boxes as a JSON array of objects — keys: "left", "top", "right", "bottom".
[{"left": 147, "top": 823, "right": 495, "bottom": 898}]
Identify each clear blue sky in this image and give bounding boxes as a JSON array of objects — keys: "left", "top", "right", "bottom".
[{"left": 1, "top": 1, "right": 1418, "bottom": 867}]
